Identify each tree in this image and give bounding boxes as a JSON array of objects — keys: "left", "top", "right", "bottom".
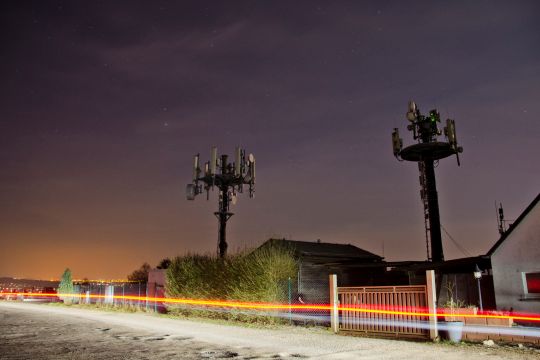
[
  {"left": 58, "top": 268, "right": 75, "bottom": 304},
  {"left": 127, "top": 262, "right": 151, "bottom": 282},
  {"left": 156, "top": 258, "right": 171, "bottom": 270}
]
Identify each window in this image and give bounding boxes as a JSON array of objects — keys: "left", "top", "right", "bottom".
[{"left": 525, "top": 272, "right": 540, "bottom": 294}]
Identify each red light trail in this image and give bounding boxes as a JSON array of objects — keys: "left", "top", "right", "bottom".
[{"left": 3, "top": 291, "right": 540, "bottom": 323}]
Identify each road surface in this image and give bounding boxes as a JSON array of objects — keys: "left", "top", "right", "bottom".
[{"left": 0, "top": 301, "right": 538, "bottom": 359}]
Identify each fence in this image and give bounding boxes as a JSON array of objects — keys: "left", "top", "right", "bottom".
[
  {"left": 291, "top": 275, "right": 331, "bottom": 325},
  {"left": 337, "top": 284, "right": 430, "bottom": 339},
  {"left": 163, "top": 276, "right": 331, "bottom": 325},
  {"left": 73, "top": 282, "right": 158, "bottom": 310}
]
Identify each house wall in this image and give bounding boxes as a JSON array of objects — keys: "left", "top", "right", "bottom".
[
  {"left": 297, "top": 263, "right": 329, "bottom": 303},
  {"left": 491, "top": 203, "right": 540, "bottom": 314}
]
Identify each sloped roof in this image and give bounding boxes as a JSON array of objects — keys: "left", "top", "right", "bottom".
[
  {"left": 261, "top": 238, "right": 383, "bottom": 261},
  {"left": 487, "top": 193, "right": 540, "bottom": 256}
]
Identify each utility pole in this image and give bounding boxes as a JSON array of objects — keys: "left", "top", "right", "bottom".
[
  {"left": 186, "top": 146, "right": 256, "bottom": 258},
  {"left": 392, "top": 101, "right": 463, "bottom": 262}
]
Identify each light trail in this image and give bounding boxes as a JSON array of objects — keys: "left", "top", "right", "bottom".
[{"left": 3, "top": 291, "right": 540, "bottom": 324}]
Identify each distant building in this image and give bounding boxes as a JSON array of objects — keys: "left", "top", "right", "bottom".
[{"left": 488, "top": 193, "right": 540, "bottom": 314}]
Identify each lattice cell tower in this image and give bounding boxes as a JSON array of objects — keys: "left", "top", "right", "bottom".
[{"left": 186, "top": 146, "right": 256, "bottom": 258}]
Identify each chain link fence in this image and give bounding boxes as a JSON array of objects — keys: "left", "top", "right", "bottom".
[
  {"left": 72, "top": 282, "right": 160, "bottom": 310},
  {"left": 162, "top": 276, "right": 331, "bottom": 326},
  {"left": 289, "top": 273, "right": 331, "bottom": 326}
]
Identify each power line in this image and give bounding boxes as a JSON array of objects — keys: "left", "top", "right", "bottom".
[{"left": 440, "top": 224, "right": 472, "bottom": 257}]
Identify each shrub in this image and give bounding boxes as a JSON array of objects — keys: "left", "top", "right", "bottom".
[
  {"left": 166, "top": 254, "right": 231, "bottom": 299},
  {"left": 228, "top": 242, "right": 297, "bottom": 303},
  {"left": 165, "top": 243, "right": 298, "bottom": 321}
]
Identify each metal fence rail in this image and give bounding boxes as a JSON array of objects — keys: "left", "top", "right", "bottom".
[{"left": 338, "top": 285, "right": 429, "bottom": 338}]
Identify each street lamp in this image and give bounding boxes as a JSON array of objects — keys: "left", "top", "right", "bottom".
[{"left": 474, "top": 264, "right": 483, "bottom": 311}]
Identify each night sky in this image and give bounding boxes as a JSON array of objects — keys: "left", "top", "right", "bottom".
[{"left": 1, "top": 1, "right": 539, "bottom": 280}]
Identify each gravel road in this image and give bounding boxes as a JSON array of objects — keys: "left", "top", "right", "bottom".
[{"left": 0, "top": 301, "right": 538, "bottom": 359}]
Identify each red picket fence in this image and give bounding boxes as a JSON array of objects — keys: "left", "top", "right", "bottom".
[{"left": 338, "top": 285, "right": 429, "bottom": 339}]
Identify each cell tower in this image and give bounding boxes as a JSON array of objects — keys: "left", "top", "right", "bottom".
[
  {"left": 392, "top": 101, "right": 463, "bottom": 262},
  {"left": 186, "top": 146, "right": 256, "bottom": 258}
]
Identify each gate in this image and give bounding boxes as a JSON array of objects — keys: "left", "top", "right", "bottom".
[{"left": 338, "top": 285, "right": 429, "bottom": 339}]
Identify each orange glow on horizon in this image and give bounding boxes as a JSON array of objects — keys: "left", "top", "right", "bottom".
[{"left": 3, "top": 291, "right": 540, "bottom": 323}]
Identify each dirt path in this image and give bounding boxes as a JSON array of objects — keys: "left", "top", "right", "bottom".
[{"left": 1, "top": 302, "right": 538, "bottom": 359}]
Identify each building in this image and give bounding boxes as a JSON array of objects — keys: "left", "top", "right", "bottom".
[
  {"left": 257, "top": 238, "right": 384, "bottom": 303},
  {"left": 487, "top": 193, "right": 540, "bottom": 314}
]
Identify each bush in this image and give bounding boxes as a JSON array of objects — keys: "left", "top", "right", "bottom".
[
  {"left": 166, "top": 254, "right": 232, "bottom": 300},
  {"left": 228, "top": 242, "right": 297, "bottom": 303},
  {"left": 165, "top": 243, "right": 298, "bottom": 321}
]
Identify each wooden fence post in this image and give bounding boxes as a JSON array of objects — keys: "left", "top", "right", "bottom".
[
  {"left": 329, "top": 274, "right": 339, "bottom": 333},
  {"left": 426, "top": 270, "right": 438, "bottom": 340}
]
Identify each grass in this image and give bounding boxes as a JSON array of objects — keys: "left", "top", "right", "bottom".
[
  {"left": 157, "top": 310, "right": 299, "bottom": 330},
  {"left": 47, "top": 301, "right": 151, "bottom": 314}
]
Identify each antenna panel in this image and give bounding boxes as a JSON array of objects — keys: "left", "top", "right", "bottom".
[
  {"left": 193, "top": 154, "right": 200, "bottom": 181},
  {"left": 235, "top": 147, "right": 241, "bottom": 176},
  {"left": 392, "top": 128, "right": 402, "bottom": 156},
  {"left": 446, "top": 119, "right": 457, "bottom": 146},
  {"left": 186, "top": 184, "right": 196, "bottom": 200},
  {"left": 210, "top": 146, "right": 217, "bottom": 175},
  {"left": 250, "top": 156, "right": 256, "bottom": 184}
]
